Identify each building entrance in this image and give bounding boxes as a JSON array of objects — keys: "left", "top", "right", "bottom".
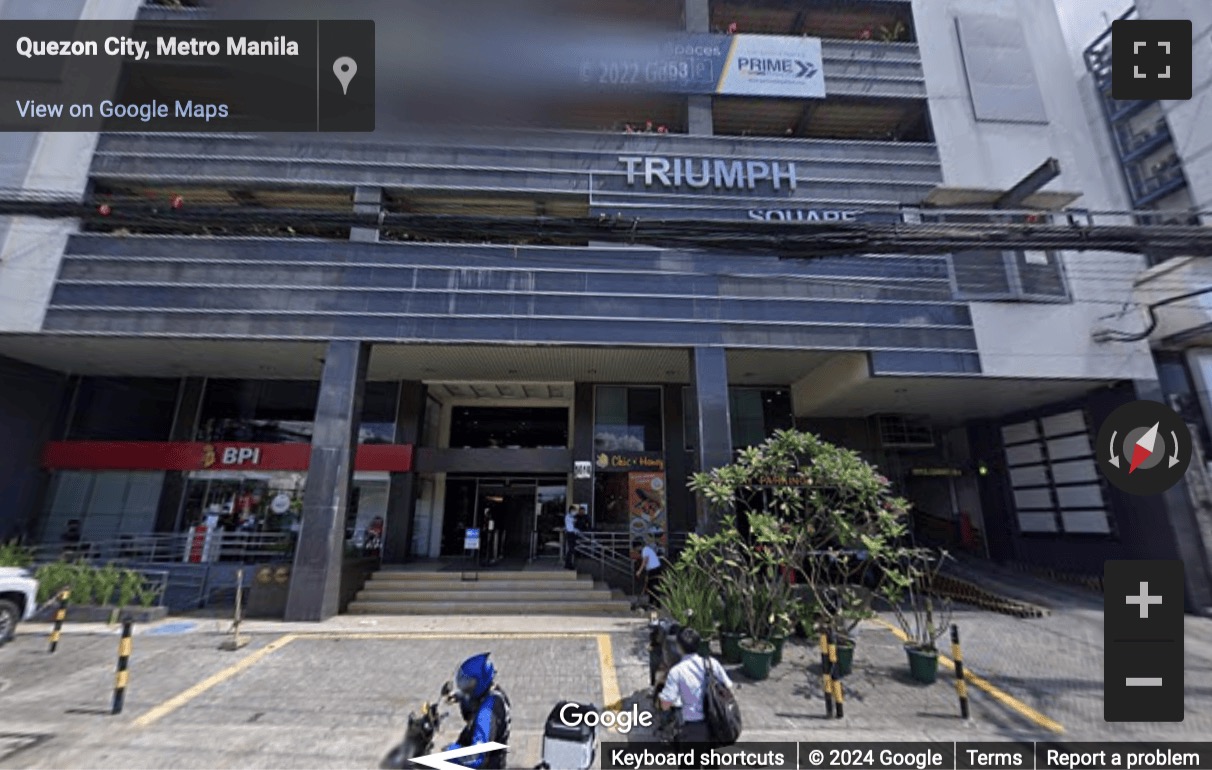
[{"left": 440, "top": 476, "right": 567, "bottom": 560}]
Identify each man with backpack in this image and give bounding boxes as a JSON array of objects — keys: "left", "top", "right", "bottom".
[{"left": 658, "top": 627, "right": 739, "bottom": 765}]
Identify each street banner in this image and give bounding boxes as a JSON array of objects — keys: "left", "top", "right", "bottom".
[{"left": 628, "top": 472, "right": 668, "bottom": 551}]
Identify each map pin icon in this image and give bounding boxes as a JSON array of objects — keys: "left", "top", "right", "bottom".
[{"left": 333, "top": 56, "right": 357, "bottom": 95}]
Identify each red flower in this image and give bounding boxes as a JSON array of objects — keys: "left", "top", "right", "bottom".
[
  {"left": 727, "top": 22, "right": 738, "bottom": 34},
  {"left": 859, "top": 28, "right": 872, "bottom": 40},
  {"left": 657, "top": 125, "right": 668, "bottom": 134}
]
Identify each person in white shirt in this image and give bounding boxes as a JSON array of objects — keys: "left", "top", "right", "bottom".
[
  {"left": 659, "top": 627, "right": 734, "bottom": 752},
  {"left": 634, "top": 537, "right": 663, "bottom": 606},
  {"left": 563, "top": 505, "right": 580, "bottom": 570}
]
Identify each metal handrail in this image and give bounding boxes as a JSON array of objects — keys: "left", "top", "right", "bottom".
[{"left": 32, "top": 530, "right": 293, "bottom": 565}]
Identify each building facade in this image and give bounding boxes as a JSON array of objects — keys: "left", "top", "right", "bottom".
[{"left": 2, "top": 0, "right": 1210, "bottom": 617}]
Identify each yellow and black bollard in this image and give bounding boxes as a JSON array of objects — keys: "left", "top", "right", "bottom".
[
  {"left": 111, "top": 618, "right": 133, "bottom": 715},
  {"left": 818, "top": 631, "right": 834, "bottom": 718},
  {"left": 951, "top": 624, "right": 970, "bottom": 720},
  {"left": 828, "top": 630, "right": 843, "bottom": 719},
  {"left": 47, "top": 589, "right": 70, "bottom": 654}
]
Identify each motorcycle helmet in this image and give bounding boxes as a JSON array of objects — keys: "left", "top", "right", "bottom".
[{"left": 454, "top": 652, "right": 495, "bottom": 700}]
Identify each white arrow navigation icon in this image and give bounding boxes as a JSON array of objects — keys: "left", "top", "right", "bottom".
[
  {"left": 411, "top": 742, "right": 507, "bottom": 770},
  {"left": 1169, "top": 430, "right": 1181, "bottom": 468}
]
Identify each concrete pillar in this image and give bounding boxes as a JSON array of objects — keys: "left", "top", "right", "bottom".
[
  {"left": 351, "top": 187, "right": 382, "bottom": 243},
  {"left": 690, "top": 347, "right": 732, "bottom": 531},
  {"left": 285, "top": 340, "right": 370, "bottom": 621},
  {"left": 384, "top": 380, "right": 426, "bottom": 563},
  {"left": 154, "top": 377, "right": 206, "bottom": 532},
  {"left": 662, "top": 384, "right": 691, "bottom": 533},
  {"left": 572, "top": 383, "right": 595, "bottom": 512},
  {"left": 684, "top": 0, "right": 714, "bottom": 136}
]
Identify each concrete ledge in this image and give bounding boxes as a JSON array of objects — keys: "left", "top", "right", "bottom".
[{"left": 32, "top": 605, "right": 168, "bottom": 624}]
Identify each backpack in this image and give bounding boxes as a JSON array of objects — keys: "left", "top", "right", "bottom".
[{"left": 699, "top": 656, "right": 742, "bottom": 745}]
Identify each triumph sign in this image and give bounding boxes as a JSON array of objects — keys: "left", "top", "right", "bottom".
[{"left": 619, "top": 155, "right": 797, "bottom": 192}]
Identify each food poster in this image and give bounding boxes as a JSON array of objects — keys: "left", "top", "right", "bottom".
[{"left": 628, "top": 472, "right": 668, "bottom": 551}]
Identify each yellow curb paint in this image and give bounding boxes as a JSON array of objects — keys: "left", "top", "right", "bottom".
[
  {"left": 132, "top": 634, "right": 297, "bottom": 728},
  {"left": 597, "top": 633, "right": 623, "bottom": 712},
  {"left": 872, "top": 618, "right": 1064, "bottom": 734}
]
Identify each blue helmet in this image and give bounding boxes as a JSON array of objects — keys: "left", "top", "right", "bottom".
[{"left": 454, "top": 653, "right": 495, "bottom": 699}]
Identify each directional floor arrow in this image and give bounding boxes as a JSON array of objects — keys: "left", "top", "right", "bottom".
[{"left": 410, "top": 742, "right": 507, "bottom": 770}]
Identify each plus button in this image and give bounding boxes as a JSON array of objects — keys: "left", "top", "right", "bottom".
[{"left": 1126, "top": 581, "right": 1163, "bottom": 619}]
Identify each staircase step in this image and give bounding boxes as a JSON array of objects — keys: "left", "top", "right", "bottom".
[
  {"left": 347, "top": 600, "right": 634, "bottom": 615},
  {"left": 365, "top": 578, "right": 593, "bottom": 591},
  {"left": 369, "top": 570, "right": 584, "bottom": 582},
  {"left": 357, "top": 589, "right": 613, "bottom": 602}
]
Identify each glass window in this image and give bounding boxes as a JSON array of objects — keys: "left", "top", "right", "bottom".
[
  {"left": 449, "top": 407, "right": 569, "bottom": 448},
  {"left": 360, "top": 382, "right": 400, "bottom": 445},
  {"left": 592, "top": 472, "right": 631, "bottom": 532},
  {"left": 952, "top": 250, "right": 1068, "bottom": 301},
  {"left": 594, "top": 386, "right": 662, "bottom": 452},
  {"left": 729, "top": 388, "right": 794, "bottom": 449},
  {"left": 197, "top": 379, "right": 398, "bottom": 444},
  {"left": 67, "top": 377, "right": 179, "bottom": 441}
]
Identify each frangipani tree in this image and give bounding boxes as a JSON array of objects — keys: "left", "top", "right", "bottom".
[{"left": 688, "top": 429, "right": 920, "bottom": 641}]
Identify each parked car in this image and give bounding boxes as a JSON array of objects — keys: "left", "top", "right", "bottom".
[{"left": 0, "top": 566, "right": 39, "bottom": 645}]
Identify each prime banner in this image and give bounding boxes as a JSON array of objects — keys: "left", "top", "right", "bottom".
[{"left": 569, "top": 34, "right": 826, "bottom": 98}]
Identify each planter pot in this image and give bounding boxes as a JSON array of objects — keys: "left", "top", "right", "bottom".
[
  {"left": 834, "top": 638, "right": 856, "bottom": 677},
  {"left": 719, "top": 631, "right": 745, "bottom": 664},
  {"left": 34, "top": 605, "right": 168, "bottom": 624},
  {"left": 739, "top": 639, "right": 775, "bottom": 680},
  {"left": 905, "top": 645, "right": 940, "bottom": 684},
  {"left": 769, "top": 634, "right": 788, "bottom": 666}
]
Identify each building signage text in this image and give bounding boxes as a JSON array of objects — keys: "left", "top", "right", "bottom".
[
  {"left": 596, "top": 452, "right": 665, "bottom": 472},
  {"left": 619, "top": 156, "right": 796, "bottom": 192},
  {"left": 748, "top": 209, "right": 859, "bottom": 222}
]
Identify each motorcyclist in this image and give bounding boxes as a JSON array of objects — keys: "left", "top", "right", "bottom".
[{"left": 443, "top": 653, "right": 511, "bottom": 768}]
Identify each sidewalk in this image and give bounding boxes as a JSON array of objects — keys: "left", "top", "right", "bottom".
[{"left": 2, "top": 602, "right": 1210, "bottom": 768}]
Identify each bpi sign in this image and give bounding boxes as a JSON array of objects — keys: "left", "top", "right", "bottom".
[{"left": 220, "top": 446, "right": 262, "bottom": 466}]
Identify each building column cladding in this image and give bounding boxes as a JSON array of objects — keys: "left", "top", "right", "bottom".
[
  {"left": 155, "top": 377, "right": 205, "bottom": 532},
  {"left": 283, "top": 351, "right": 369, "bottom": 622},
  {"left": 662, "top": 384, "right": 691, "bottom": 533},
  {"left": 573, "top": 383, "right": 594, "bottom": 512},
  {"left": 384, "top": 380, "right": 425, "bottom": 563},
  {"left": 691, "top": 347, "right": 732, "bottom": 531},
  {"left": 684, "top": 0, "right": 713, "bottom": 136},
  {"left": 0, "top": 356, "right": 68, "bottom": 542}
]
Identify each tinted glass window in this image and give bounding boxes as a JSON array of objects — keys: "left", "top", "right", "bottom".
[
  {"left": 68, "top": 378, "right": 178, "bottom": 441},
  {"left": 449, "top": 407, "right": 569, "bottom": 448},
  {"left": 595, "top": 386, "right": 663, "bottom": 452}
]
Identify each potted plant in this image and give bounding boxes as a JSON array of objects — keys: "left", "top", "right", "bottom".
[
  {"left": 718, "top": 588, "right": 746, "bottom": 664},
  {"left": 656, "top": 560, "right": 719, "bottom": 655},
  {"left": 883, "top": 549, "right": 953, "bottom": 684}
]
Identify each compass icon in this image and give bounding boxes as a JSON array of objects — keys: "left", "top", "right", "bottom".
[{"left": 1096, "top": 400, "right": 1192, "bottom": 495}]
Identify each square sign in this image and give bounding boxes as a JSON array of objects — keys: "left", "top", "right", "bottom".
[
  {"left": 1112, "top": 19, "right": 1193, "bottom": 101},
  {"left": 464, "top": 528, "right": 480, "bottom": 551}
]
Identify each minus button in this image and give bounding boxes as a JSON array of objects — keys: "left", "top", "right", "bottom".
[{"left": 1125, "top": 677, "right": 1163, "bottom": 686}]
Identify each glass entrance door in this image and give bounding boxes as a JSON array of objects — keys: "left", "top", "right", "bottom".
[{"left": 475, "top": 480, "right": 536, "bottom": 563}]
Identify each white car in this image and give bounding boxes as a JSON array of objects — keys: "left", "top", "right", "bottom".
[{"left": 0, "top": 566, "right": 39, "bottom": 645}]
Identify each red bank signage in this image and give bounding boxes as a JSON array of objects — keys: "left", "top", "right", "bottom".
[{"left": 41, "top": 441, "right": 413, "bottom": 473}]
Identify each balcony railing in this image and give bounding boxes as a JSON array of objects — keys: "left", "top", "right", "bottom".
[
  {"left": 1117, "top": 118, "right": 1172, "bottom": 163},
  {"left": 34, "top": 531, "right": 295, "bottom": 565}
]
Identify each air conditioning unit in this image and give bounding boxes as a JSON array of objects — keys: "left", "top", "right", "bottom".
[{"left": 875, "top": 414, "right": 935, "bottom": 448}]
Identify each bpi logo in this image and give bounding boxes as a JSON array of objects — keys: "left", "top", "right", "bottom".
[{"left": 202, "top": 444, "right": 263, "bottom": 467}]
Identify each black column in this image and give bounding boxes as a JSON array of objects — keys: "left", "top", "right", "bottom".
[
  {"left": 684, "top": 0, "right": 714, "bottom": 135},
  {"left": 572, "top": 383, "right": 595, "bottom": 511},
  {"left": 663, "top": 384, "right": 691, "bottom": 533},
  {"left": 155, "top": 377, "right": 205, "bottom": 532},
  {"left": 384, "top": 380, "right": 425, "bottom": 564},
  {"left": 285, "top": 341, "right": 370, "bottom": 621},
  {"left": 690, "top": 347, "right": 732, "bottom": 531}
]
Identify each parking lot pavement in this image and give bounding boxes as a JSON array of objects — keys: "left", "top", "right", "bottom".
[{"left": 2, "top": 604, "right": 1210, "bottom": 769}]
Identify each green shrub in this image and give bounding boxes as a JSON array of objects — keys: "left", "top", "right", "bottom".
[
  {"left": 134, "top": 576, "right": 163, "bottom": 608},
  {"left": 35, "top": 561, "right": 76, "bottom": 604},
  {"left": 117, "top": 570, "right": 143, "bottom": 608},
  {"left": 92, "top": 563, "right": 123, "bottom": 606},
  {"left": 0, "top": 540, "right": 34, "bottom": 568}
]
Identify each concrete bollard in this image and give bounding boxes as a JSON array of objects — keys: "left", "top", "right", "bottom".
[
  {"left": 818, "top": 631, "right": 834, "bottom": 718},
  {"left": 47, "top": 589, "right": 70, "bottom": 654},
  {"left": 111, "top": 618, "right": 133, "bottom": 715},
  {"left": 828, "top": 629, "right": 843, "bottom": 719},
  {"left": 951, "top": 624, "right": 970, "bottom": 720}
]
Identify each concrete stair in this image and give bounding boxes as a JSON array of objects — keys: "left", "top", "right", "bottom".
[{"left": 347, "top": 569, "right": 633, "bottom": 615}]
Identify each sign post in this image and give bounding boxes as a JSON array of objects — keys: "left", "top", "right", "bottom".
[{"left": 462, "top": 528, "right": 480, "bottom": 582}]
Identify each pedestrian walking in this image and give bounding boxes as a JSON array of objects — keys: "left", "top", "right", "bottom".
[
  {"left": 659, "top": 627, "right": 735, "bottom": 768},
  {"left": 634, "top": 538, "right": 663, "bottom": 607},
  {"left": 563, "top": 505, "right": 580, "bottom": 570}
]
